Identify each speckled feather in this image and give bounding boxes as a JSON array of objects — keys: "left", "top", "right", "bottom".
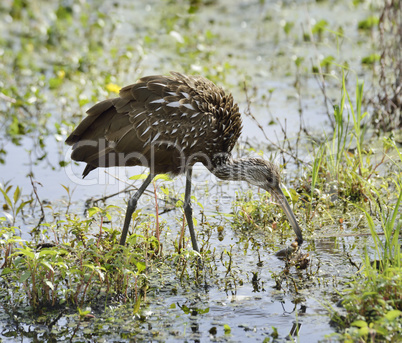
[{"left": 66, "top": 72, "right": 242, "bottom": 177}]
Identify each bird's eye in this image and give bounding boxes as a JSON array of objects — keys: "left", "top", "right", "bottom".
[{"left": 267, "top": 176, "right": 273, "bottom": 183}]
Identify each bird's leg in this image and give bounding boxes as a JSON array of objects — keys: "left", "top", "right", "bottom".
[
  {"left": 120, "top": 173, "right": 154, "bottom": 246},
  {"left": 183, "top": 168, "right": 200, "bottom": 252}
]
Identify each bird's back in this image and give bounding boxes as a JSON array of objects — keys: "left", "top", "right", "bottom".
[{"left": 66, "top": 72, "right": 242, "bottom": 177}]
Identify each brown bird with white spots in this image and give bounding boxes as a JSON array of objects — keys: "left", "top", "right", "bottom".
[{"left": 66, "top": 72, "right": 303, "bottom": 252}]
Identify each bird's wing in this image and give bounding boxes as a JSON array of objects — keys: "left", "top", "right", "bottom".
[
  {"left": 114, "top": 74, "right": 208, "bottom": 154},
  {"left": 65, "top": 73, "right": 242, "bottom": 176}
]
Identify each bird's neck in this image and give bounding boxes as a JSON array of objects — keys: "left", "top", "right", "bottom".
[{"left": 208, "top": 154, "right": 248, "bottom": 182}]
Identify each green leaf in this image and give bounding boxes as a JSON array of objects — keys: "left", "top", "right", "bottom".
[
  {"left": 78, "top": 307, "right": 91, "bottom": 316},
  {"left": 48, "top": 77, "right": 63, "bottom": 89},
  {"left": 39, "top": 249, "right": 58, "bottom": 257},
  {"left": 78, "top": 98, "right": 90, "bottom": 107},
  {"left": 40, "top": 261, "right": 55, "bottom": 273},
  {"left": 106, "top": 205, "right": 119, "bottom": 210},
  {"left": 160, "top": 187, "right": 170, "bottom": 196},
  {"left": 61, "top": 184, "right": 70, "bottom": 194},
  {"left": 197, "top": 307, "right": 210, "bottom": 314},
  {"left": 358, "top": 16, "right": 379, "bottom": 30},
  {"left": 385, "top": 309, "right": 402, "bottom": 321},
  {"left": 0, "top": 188, "right": 12, "bottom": 208},
  {"left": 133, "top": 294, "right": 142, "bottom": 314},
  {"left": 181, "top": 304, "right": 190, "bottom": 314},
  {"left": 87, "top": 207, "right": 101, "bottom": 217},
  {"left": 1, "top": 268, "right": 12, "bottom": 275},
  {"left": 13, "top": 186, "right": 21, "bottom": 203},
  {"left": 136, "top": 261, "right": 146, "bottom": 273},
  {"left": 15, "top": 247, "right": 35, "bottom": 259},
  {"left": 83, "top": 264, "right": 96, "bottom": 270},
  {"left": 122, "top": 268, "right": 135, "bottom": 276},
  {"left": 351, "top": 320, "right": 368, "bottom": 328},
  {"left": 374, "top": 326, "right": 388, "bottom": 336},
  {"left": 45, "top": 280, "right": 54, "bottom": 290},
  {"left": 196, "top": 201, "right": 204, "bottom": 210},
  {"left": 154, "top": 174, "right": 172, "bottom": 182},
  {"left": 224, "top": 324, "right": 231, "bottom": 333},
  {"left": 16, "top": 200, "right": 32, "bottom": 216},
  {"left": 389, "top": 190, "right": 402, "bottom": 236},
  {"left": 129, "top": 174, "right": 148, "bottom": 180},
  {"left": 358, "top": 326, "right": 369, "bottom": 336},
  {"left": 19, "top": 271, "right": 31, "bottom": 283},
  {"left": 320, "top": 55, "right": 335, "bottom": 68},
  {"left": 361, "top": 54, "right": 380, "bottom": 65},
  {"left": 271, "top": 326, "right": 279, "bottom": 338},
  {"left": 312, "top": 19, "right": 328, "bottom": 34}
]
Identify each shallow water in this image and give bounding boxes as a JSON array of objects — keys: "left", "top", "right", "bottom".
[{"left": 0, "top": 0, "right": 380, "bottom": 341}]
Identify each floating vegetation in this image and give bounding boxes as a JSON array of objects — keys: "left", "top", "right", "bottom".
[{"left": 0, "top": 0, "right": 401, "bottom": 341}]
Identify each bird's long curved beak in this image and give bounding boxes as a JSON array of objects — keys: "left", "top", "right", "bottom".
[{"left": 271, "top": 186, "right": 303, "bottom": 246}]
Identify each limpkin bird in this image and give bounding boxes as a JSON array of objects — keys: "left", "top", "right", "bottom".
[{"left": 66, "top": 72, "right": 303, "bottom": 252}]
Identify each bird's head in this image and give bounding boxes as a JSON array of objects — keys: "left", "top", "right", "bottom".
[
  {"left": 246, "top": 158, "right": 303, "bottom": 246},
  {"left": 245, "top": 158, "right": 281, "bottom": 190}
]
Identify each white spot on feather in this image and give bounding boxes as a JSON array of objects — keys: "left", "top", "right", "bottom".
[
  {"left": 151, "top": 132, "right": 161, "bottom": 142},
  {"left": 140, "top": 126, "right": 151, "bottom": 137},
  {"left": 181, "top": 92, "right": 190, "bottom": 99},
  {"left": 144, "top": 136, "right": 151, "bottom": 145},
  {"left": 133, "top": 111, "right": 146, "bottom": 119},
  {"left": 167, "top": 101, "right": 180, "bottom": 108},
  {"left": 182, "top": 103, "right": 194, "bottom": 110},
  {"left": 137, "top": 119, "right": 147, "bottom": 127},
  {"left": 150, "top": 98, "right": 165, "bottom": 104}
]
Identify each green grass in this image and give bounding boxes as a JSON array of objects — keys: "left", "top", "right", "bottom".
[
  {"left": 0, "top": 0, "right": 400, "bottom": 341},
  {"left": 316, "top": 78, "right": 402, "bottom": 342},
  {"left": 0, "top": 207, "right": 152, "bottom": 311},
  {"left": 329, "top": 191, "right": 402, "bottom": 342}
]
